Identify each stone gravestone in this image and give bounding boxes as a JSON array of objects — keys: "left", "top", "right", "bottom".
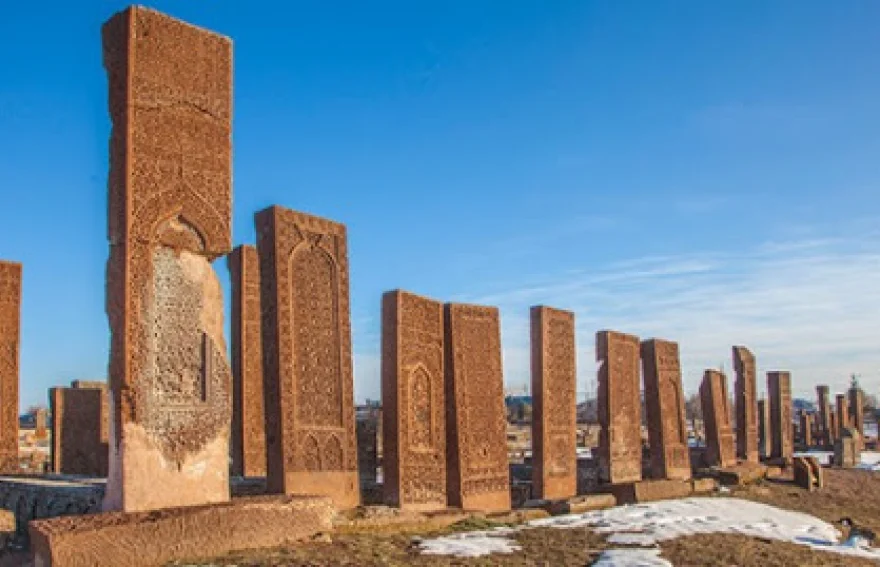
[
  {"left": 799, "top": 411, "right": 813, "bottom": 447},
  {"left": 836, "top": 394, "right": 849, "bottom": 435},
  {"left": 102, "top": 6, "right": 233, "bottom": 512},
  {"left": 445, "top": 303, "right": 511, "bottom": 512},
  {"left": 757, "top": 398, "right": 770, "bottom": 459},
  {"left": 700, "top": 370, "right": 736, "bottom": 467},
  {"left": 849, "top": 386, "right": 865, "bottom": 450},
  {"left": 816, "top": 385, "right": 832, "bottom": 447},
  {"left": 50, "top": 382, "right": 110, "bottom": 476},
  {"left": 641, "top": 338, "right": 691, "bottom": 480},
  {"left": 733, "top": 346, "right": 758, "bottom": 463},
  {"left": 793, "top": 456, "right": 824, "bottom": 491},
  {"left": 0, "top": 261, "right": 20, "bottom": 472},
  {"left": 256, "top": 205, "right": 359, "bottom": 508},
  {"left": 531, "top": 306, "right": 577, "bottom": 499},
  {"left": 597, "top": 330, "right": 642, "bottom": 484},
  {"left": 768, "top": 371, "right": 793, "bottom": 462},
  {"left": 381, "top": 290, "right": 447, "bottom": 511},
  {"left": 34, "top": 408, "right": 48, "bottom": 441},
  {"left": 829, "top": 411, "right": 838, "bottom": 442},
  {"left": 227, "top": 245, "right": 266, "bottom": 478},
  {"left": 834, "top": 426, "right": 861, "bottom": 468}
]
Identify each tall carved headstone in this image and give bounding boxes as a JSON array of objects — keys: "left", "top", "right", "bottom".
[
  {"left": 531, "top": 306, "right": 577, "bottom": 499},
  {"left": 445, "top": 303, "right": 510, "bottom": 512},
  {"left": 34, "top": 408, "right": 48, "bottom": 441},
  {"left": 102, "top": 7, "right": 233, "bottom": 512},
  {"left": 0, "top": 261, "right": 20, "bottom": 472},
  {"left": 642, "top": 338, "right": 691, "bottom": 480},
  {"left": 849, "top": 386, "right": 865, "bottom": 450},
  {"left": 799, "top": 411, "right": 813, "bottom": 447},
  {"left": 256, "top": 206, "right": 359, "bottom": 508},
  {"left": 700, "top": 370, "right": 736, "bottom": 467},
  {"left": 597, "top": 330, "right": 642, "bottom": 484},
  {"left": 733, "top": 346, "right": 758, "bottom": 463},
  {"left": 816, "top": 385, "right": 831, "bottom": 447},
  {"left": 836, "top": 394, "right": 850, "bottom": 434},
  {"left": 50, "top": 382, "right": 110, "bottom": 476},
  {"left": 227, "top": 245, "right": 266, "bottom": 478},
  {"left": 768, "top": 371, "right": 793, "bottom": 461},
  {"left": 382, "top": 290, "right": 447, "bottom": 511},
  {"left": 757, "top": 398, "right": 770, "bottom": 458}
]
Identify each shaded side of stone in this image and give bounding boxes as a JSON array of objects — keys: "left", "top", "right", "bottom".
[
  {"left": 0, "top": 261, "right": 21, "bottom": 473},
  {"left": 227, "top": 245, "right": 266, "bottom": 478},
  {"left": 531, "top": 306, "right": 577, "bottom": 499},
  {"left": 597, "top": 330, "right": 642, "bottom": 484},
  {"left": 836, "top": 394, "right": 849, "bottom": 438},
  {"left": 733, "top": 346, "right": 758, "bottom": 463},
  {"left": 256, "top": 205, "right": 359, "bottom": 509},
  {"left": 768, "top": 371, "right": 793, "bottom": 461},
  {"left": 382, "top": 290, "right": 447, "bottom": 511},
  {"left": 849, "top": 387, "right": 865, "bottom": 450},
  {"left": 700, "top": 370, "right": 736, "bottom": 467},
  {"left": 757, "top": 398, "right": 770, "bottom": 459},
  {"left": 444, "top": 302, "right": 510, "bottom": 512},
  {"left": 816, "top": 385, "right": 832, "bottom": 447},
  {"left": 642, "top": 338, "right": 691, "bottom": 481},
  {"left": 49, "top": 385, "right": 109, "bottom": 476}
]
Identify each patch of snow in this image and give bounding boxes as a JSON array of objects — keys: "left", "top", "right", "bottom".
[
  {"left": 795, "top": 450, "right": 880, "bottom": 468},
  {"left": 593, "top": 548, "right": 673, "bottom": 567},
  {"left": 417, "top": 527, "right": 521, "bottom": 558}
]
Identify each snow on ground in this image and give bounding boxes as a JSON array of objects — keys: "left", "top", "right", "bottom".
[
  {"left": 592, "top": 548, "right": 673, "bottom": 567},
  {"left": 416, "top": 497, "right": 880, "bottom": 563},
  {"left": 794, "top": 450, "right": 880, "bottom": 467}
]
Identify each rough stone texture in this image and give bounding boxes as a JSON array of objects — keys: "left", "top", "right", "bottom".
[
  {"left": 699, "top": 370, "right": 736, "bottom": 467},
  {"left": 0, "top": 261, "right": 21, "bottom": 473},
  {"left": 102, "top": 7, "right": 233, "bottom": 513},
  {"left": 717, "top": 463, "right": 767, "bottom": 486},
  {"left": 0, "top": 476, "right": 104, "bottom": 544},
  {"left": 530, "top": 306, "right": 577, "bottom": 499},
  {"left": 547, "top": 494, "right": 616, "bottom": 515},
  {"left": 227, "top": 245, "right": 266, "bottom": 478},
  {"left": 834, "top": 427, "right": 861, "bottom": 467},
  {"left": 757, "top": 398, "right": 770, "bottom": 459},
  {"left": 50, "top": 383, "right": 109, "bottom": 476},
  {"left": 768, "top": 371, "right": 793, "bottom": 462},
  {"left": 836, "top": 394, "right": 849, "bottom": 437},
  {"left": 605, "top": 479, "right": 692, "bottom": 505},
  {"left": 444, "top": 303, "right": 511, "bottom": 512},
  {"left": 691, "top": 478, "right": 718, "bottom": 494},
  {"left": 642, "top": 339, "right": 691, "bottom": 481},
  {"left": 597, "top": 330, "right": 642, "bottom": 484},
  {"left": 732, "top": 346, "right": 759, "bottom": 463},
  {"left": 35, "top": 408, "right": 48, "bottom": 441},
  {"left": 816, "top": 385, "right": 832, "bottom": 447},
  {"left": 849, "top": 386, "right": 865, "bottom": 449},
  {"left": 792, "top": 456, "right": 823, "bottom": 492},
  {"left": 255, "top": 206, "right": 359, "bottom": 508},
  {"left": 829, "top": 410, "right": 838, "bottom": 442},
  {"left": 30, "top": 494, "right": 334, "bottom": 567},
  {"left": 799, "top": 411, "right": 813, "bottom": 447},
  {"left": 381, "top": 290, "right": 446, "bottom": 511},
  {"left": 0, "top": 508, "right": 13, "bottom": 550}
]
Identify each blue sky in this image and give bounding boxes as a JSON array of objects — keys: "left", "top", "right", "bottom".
[{"left": 1, "top": 1, "right": 879, "bottom": 410}]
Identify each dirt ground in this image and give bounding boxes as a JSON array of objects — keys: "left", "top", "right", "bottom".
[{"left": 166, "top": 467, "right": 880, "bottom": 567}]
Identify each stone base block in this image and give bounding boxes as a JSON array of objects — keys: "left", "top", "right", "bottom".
[
  {"left": 279, "top": 471, "right": 360, "bottom": 509},
  {"left": 717, "top": 463, "right": 767, "bottom": 486},
  {"left": 604, "top": 479, "right": 692, "bottom": 505},
  {"left": 548, "top": 493, "right": 617, "bottom": 515},
  {"left": 690, "top": 478, "right": 718, "bottom": 494},
  {"left": 30, "top": 494, "right": 334, "bottom": 567},
  {"left": 764, "top": 465, "right": 784, "bottom": 478},
  {"left": 459, "top": 490, "right": 511, "bottom": 513}
]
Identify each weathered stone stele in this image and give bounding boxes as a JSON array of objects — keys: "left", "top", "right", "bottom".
[
  {"left": 34, "top": 408, "right": 48, "bottom": 441},
  {"left": 834, "top": 426, "right": 861, "bottom": 467},
  {"left": 50, "top": 382, "right": 110, "bottom": 476},
  {"left": 382, "top": 290, "right": 447, "bottom": 510},
  {"left": 830, "top": 411, "right": 838, "bottom": 442},
  {"left": 733, "top": 346, "right": 758, "bottom": 463},
  {"left": 531, "top": 306, "right": 577, "bottom": 499},
  {"left": 641, "top": 338, "right": 691, "bottom": 481},
  {"left": 799, "top": 411, "right": 813, "bottom": 447},
  {"left": 768, "top": 371, "right": 793, "bottom": 461},
  {"left": 597, "top": 330, "right": 642, "bottom": 484},
  {"left": 849, "top": 386, "right": 865, "bottom": 449},
  {"left": 227, "top": 245, "right": 266, "bottom": 478},
  {"left": 102, "top": 7, "right": 233, "bottom": 512},
  {"left": 816, "top": 385, "right": 831, "bottom": 447},
  {"left": 445, "top": 303, "right": 511, "bottom": 512},
  {"left": 256, "top": 205, "right": 359, "bottom": 508},
  {"left": 700, "top": 370, "right": 736, "bottom": 467},
  {"left": 757, "top": 398, "right": 770, "bottom": 459},
  {"left": 0, "top": 261, "right": 20, "bottom": 472},
  {"left": 836, "top": 393, "right": 850, "bottom": 434}
]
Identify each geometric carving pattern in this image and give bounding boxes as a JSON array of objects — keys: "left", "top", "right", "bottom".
[
  {"left": 597, "top": 330, "right": 642, "bottom": 484},
  {"left": 816, "top": 385, "right": 832, "bottom": 448},
  {"left": 700, "top": 369, "right": 737, "bottom": 467},
  {"left": 256, "top": 206, "right": 358, "bottom": 508},
  {"left": 642, "top": 338, "right": 691, "bottom": 480},
  {"left": 102, "top": 6, "right": 232, "bottom": 512},
  {"left": 531, "top": 306, "right": 577, "bottom": 499},
  {"left": 768, "top": 371, "right": 793, "bottom": 461},
  {"left": 227, "top": 245, "right": 266, "bottom": 477},
  {"left": 733, "top": 346, "right": 759, "bottom": 463},
  {"left": 381, "top": 290, "right": 446, "bottom": 510},
  {"left": 0, "top": 261, "right": 20, "bottom": 472},
  {"left": 50, "top": 382, "right": 110, "bottom": 476},
  {"left": 445, "top": 303, "right": 510, "bottom": 512}
]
